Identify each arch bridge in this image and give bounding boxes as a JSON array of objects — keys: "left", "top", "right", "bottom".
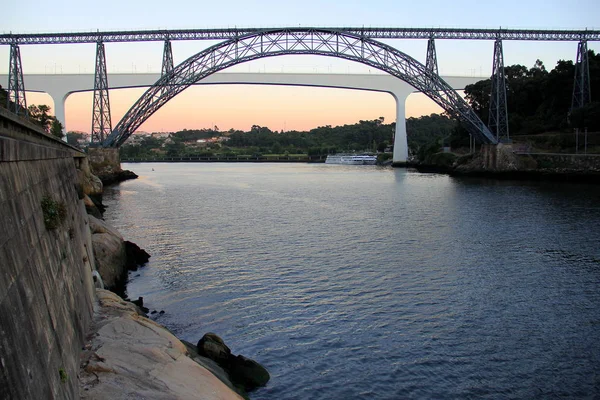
[{"left": 2, "top": 27, "right": 599, "bottom": 163}]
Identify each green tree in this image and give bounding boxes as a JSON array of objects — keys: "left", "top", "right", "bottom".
[
  {"left": 28, "top": 104, "right": 53, "bottom": 132},
  {"left": 165, "top": 141, "right": 185, "bottom": 157},
  {"left": 50, "top": 119, "right": 64, "bottom": 139},
  {"left": 66, "top": 131, "right": 85, "bottom": 146},
  {"left": 271, "top": 141, "right": 283, "bottom": 154},
  {"left": 463, "top": 50, "right": 600, "bottom": 136}
]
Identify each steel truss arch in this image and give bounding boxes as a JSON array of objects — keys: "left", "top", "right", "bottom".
[{"left": 103, "top": 29, "right": 497, "bottom": 147}]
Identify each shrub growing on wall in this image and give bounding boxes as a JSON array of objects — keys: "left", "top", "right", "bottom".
[{"left": 41, "top": 196, "right": 67, "bottom": 230}]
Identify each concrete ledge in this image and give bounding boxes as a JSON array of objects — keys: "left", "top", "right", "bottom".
[
  {"left": 0, "top": 107, "right": 83, "bottom": 157},
  {"left": 0, "top": 136, "right": 73, "bottom": 162}
]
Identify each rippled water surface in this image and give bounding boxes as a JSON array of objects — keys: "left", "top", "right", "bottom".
[{"left": 103, "top": 163, "right": 600, "bottom": 399}]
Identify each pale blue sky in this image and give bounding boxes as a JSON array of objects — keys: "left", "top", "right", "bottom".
[
  {"left": 2, "top": 0, "right": 599, "bottom": 132},
  {"left": 5, "top": 0, "right": 600, "bottom": 32}
]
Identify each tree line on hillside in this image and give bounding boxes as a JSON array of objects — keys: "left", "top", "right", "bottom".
[
  {"left": 413, "top": 50, "right": 600, "bottom": 159},
  {"left": 463, "top": 50, "right": 600, "bottom": 135},
  {"left": 119, "top": 117, "right": 402, "bottom": 159}
]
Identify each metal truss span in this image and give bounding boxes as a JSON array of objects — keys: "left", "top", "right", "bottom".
[
  {"left": 103, "top": 29, "right": 497, "bottom": 148},
  {"left": 1, "top": 27, "right": 599, "bottom": 45}
]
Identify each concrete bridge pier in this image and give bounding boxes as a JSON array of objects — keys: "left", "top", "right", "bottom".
[
  {"left": 390, "top": 89, "right": 411, "bottom": 166},
  {"left": 87, "top": 147, "right": 122, "bottom": 176},
  {"left": 46, "top": 89, "right": 68, "bottom": 134}
]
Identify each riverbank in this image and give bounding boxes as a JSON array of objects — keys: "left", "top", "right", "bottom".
[
  {"left": 408, "top": 147, "right": 600, "bottom": 184},
  {"left": 80, "top": 290, "right": 245, "bottom": 399},
  {"left": 82, "top": 217, "right": 268, "bottom": 399},
  {"left": 82, "top": 162, "right": 269, "bottom": 399}
]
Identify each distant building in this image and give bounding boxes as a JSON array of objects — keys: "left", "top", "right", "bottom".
[
  {"left": 151, "top": 132, "right": 172, "bottom": 139},
  {"left": 66, "top": 131, "right": 90, "bottom": 148},
  {"left": 123, "top": 131, "right": 151, "bottom": 146},
  {"left": 161, "top": 137, "right": 174, "bottom": 146}
]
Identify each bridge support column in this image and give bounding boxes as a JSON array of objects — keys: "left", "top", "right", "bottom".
[
  {"left": 162, "top": 39, "right": 174, "bottom": 76},
  {"left": 481, "top": 142, "right": 515, "bottom": 170},
  {"left": 426, "top": 37, "right": 438, "bottom": 75},
  {"left": 7, "top": 43, "right": 28, "bottom": 116},
  {"left": 91, "top": 41, "right": 112, "bottom": 144},
  {"left": 46, "top": 91, "right": 69, "bottom": 138},
  {"left": 571, "top": 40, "right": 591, "bottom": 111},
  {"left": 87, "top": 147, "right": 122, "bottom": 177},
  {"left": 489, "top": 39, "right": 509, "bottom": 141},
  {"left": 390, "top": 88, "right": 412, "bottom": 166}
]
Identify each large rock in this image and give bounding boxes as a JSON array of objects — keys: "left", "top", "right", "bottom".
[
  {"left": 99, "top": 169, "right": 139, "bottom": 186},
  {"left": 124, "top": 240, "right": 151, "bottom": 270},
  {"left": 75, "top": 156, "right": 106, "bottom": 217},
  {"left": 80, "top": 290, "right": 244, "bottom": 400},
  {"left": 89, "top": 215, "right": 124, "bottom": 238},
  {"left": 229, "top": 355, "right": 271, "bottom": 390},
  {"left": 77, "top": 167, "right": 103, "bottom": 197},
  {"left": 83, "top": 194, "right": 103, "bottom": 219},
  {"left": 89, "top": 216, "right": 150, "bottom": 294},
  {"left": 181, "top": 340, "right": 244, "bottom": 396},
  {"left": 196, "top": 333, "right": 270, "bottom": 392},
  {"left": 89, "top": 216, "right": 127, "bottom": 293},
  {"left": 197, "top": 333, "right": 232, "bottom": 367}
]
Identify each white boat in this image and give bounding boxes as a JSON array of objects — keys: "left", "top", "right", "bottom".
[{"left": 325, "top": 154, "right": 377, "bottom": 165}]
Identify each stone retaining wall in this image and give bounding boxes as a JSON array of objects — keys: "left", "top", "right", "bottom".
[
  {"left": 0, "top": 108, "right": 96, "bottom": 399},
  {"left": 521, "top": 153, "right": 600, "bottom": 170}
]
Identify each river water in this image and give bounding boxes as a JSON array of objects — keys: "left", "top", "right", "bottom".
[{"left": 103, "top": 163, "right": 600, "bottom": 399}]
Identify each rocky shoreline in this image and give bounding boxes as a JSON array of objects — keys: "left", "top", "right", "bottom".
[
  {"left": 78, "top": 156, "right": 269, "bottom": 399},
  {"left": 407, "top": 146, "right": 600, "bottom": 184},
  {"left": 413, "top": 163, "right": 600, "bottom": 183},
  {"left": 80, "top": 290, "right": 247, "bottom": 400}
]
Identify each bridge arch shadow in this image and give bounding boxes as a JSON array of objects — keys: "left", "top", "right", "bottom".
[{"left": 103, "top": 28, "right": 496, "bottom": 148}]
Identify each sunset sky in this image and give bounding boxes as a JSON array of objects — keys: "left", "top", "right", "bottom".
[{"left": 3, "top": 0, "right": 599, "bottom": 134}]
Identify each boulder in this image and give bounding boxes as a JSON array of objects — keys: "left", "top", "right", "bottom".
[
  {"left": 92, "top": 232, "right": 126, "bottom": 292},
  {"left": 77, "top": 167, "right": 103, "bottom": 197},
  {"left": 89, "top": 216, "right": 127, "bottom": 293},
  {"left": 180, "top": 340, "right": 243, "bottom": 396},
  {"left": 76, "top": 157, "right": 105, "bottom": 217},
  {"left": 196, "top": 333, "right": 270, "bottom": 391},
  {"left": 229, "top": 355, "right": 270, "bottom": 390},
  {"left": 89, "top": 215, "right": 123, "bottom": 238},
  {"left": 83, "top": 194, "right": 102, "bottom": 219},
  {"left": 97, "top": 170, "right": 139, "bottom": 186},
  {"left": 197, "top": 333, "right": 232, "bottom": 367},
  {"left": 124, "top": 240, "right": 151, "bottom": 270}
]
